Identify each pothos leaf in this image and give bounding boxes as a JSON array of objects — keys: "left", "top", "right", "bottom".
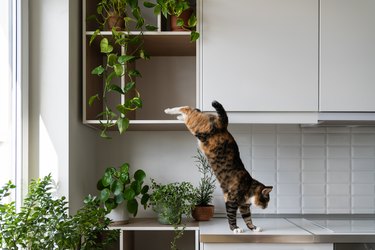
[{"left": 117, "top": 117, "right": 130, "bottom": 134}]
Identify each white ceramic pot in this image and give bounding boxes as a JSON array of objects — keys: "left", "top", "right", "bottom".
[{"left": 107, "top": 202, "right": 129, "bottom": 225}]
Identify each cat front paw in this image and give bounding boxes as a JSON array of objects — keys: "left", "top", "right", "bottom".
[
  {"left": 164, "top": 108, "right": 172, "bottom": 114},
  {"left": 232, "top": 228, "right": 244, "bottom": 234},
  {"left": 252, "top": 226, "right": 263, "bottom": 232}
]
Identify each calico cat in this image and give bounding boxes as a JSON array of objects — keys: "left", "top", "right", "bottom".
[{"left": 165, "top": 101, "right": 273, "bottom": 233}]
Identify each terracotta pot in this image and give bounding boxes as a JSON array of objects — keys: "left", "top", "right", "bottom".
[
  {"left": 106, "top": 13, "right": 125, "bottom": 31},
  {"left": 170, "top": 8, "right": 193, "bottom": 31},
  {"left": 192, "top": 205, "right": 214, "bottom": 221}
]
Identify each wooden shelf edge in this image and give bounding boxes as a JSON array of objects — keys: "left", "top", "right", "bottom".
[
  {"left": 86, "top": 31, "right": 192, "bottom": 36},
  {"left": 83, "top": 120, "right": 188, "bottom": 131}
]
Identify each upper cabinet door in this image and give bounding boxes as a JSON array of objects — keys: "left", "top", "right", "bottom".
[
  {"left": 200, "top": 0, "right": 318, "bottom": 112},
  {"left": 320, "top": 0, "right": 375, "bottom": 112}
]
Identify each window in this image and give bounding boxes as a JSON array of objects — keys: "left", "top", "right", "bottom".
[{"left": 0, "top": 0, "right": 27, "bottom": 206}]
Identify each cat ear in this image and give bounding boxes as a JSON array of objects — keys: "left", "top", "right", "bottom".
[{"left": 262, "top": 186, "right": 273, "bottom": 196}]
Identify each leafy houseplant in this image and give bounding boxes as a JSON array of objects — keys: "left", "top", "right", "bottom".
[
  {"left": 144, "top": 0, "right": 200, "bottom": 41},
  {"left": 97, "top": 163, "right": 150, "bottom": 222},
  {"left": 150, "top": 179, "right": 196, "bottom": 250},
  {"left": 88, "top": 0, "right": 157, "bottom": 138},
  {"left": 192, "top": 149, "right": 216, "bottom": 221},
  {"left": 0, "top": 174, "right": 118, "bottom": 249}
]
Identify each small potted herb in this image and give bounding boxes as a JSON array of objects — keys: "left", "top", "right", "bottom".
[
  {"left": 150, "top": 179, "right": 196, "bottom": 250},
  {"left": 97, "top": 163, "right": 150, "bottom": 224},
  {"left": 192, "top": 149, "right": 216, "bottom": 221}
]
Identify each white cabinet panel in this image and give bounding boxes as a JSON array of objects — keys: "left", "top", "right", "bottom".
[
  {"left": 203, "top": 243, "right": 333, "bottom": 250},
  {"left": 200, "top": 0, "right": 318, "bottom": 112},
  {"left": 320, "top": 0, "right": 375, "bottom": 112}
]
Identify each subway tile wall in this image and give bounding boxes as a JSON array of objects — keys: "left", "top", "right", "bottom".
[{"left": 212, "top": 125, "right": 375, "bottom": 215}]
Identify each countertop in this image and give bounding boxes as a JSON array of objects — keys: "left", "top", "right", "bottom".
[{"left": 199, "top": 218, "right": 375, "bottom": 243}]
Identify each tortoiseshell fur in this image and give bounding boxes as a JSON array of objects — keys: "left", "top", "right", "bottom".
[{"left": 165, "top": 101, "right": 273, "bottom": 233}]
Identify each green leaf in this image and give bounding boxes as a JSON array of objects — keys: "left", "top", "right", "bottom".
[
  {"left": 128, "top": 69, "right": 141, "bottom": 77},
  {"left": 134, "top": 170, "right": 146, "bottom": 182},
  {"left": 117, "top": 104, "right": 127, "bottom": 115},
  {"left": 141, "top": 185, "right": 149, "bottom": 195},
  {"left": 118, "top": 55, "right": 136, "bottom": 64},
  {"left": 115, "top": 194, "right": 124, "bottom": 204},
  {"left": 143, "top": 2, "right": 156, "bottom": 8},
  {"left": 88, "top": 94, "right": 99, "bottom": 106},
  {"left": 114, "top": 64, "right": 123, "bottom": 76},
  {"left": 105, "top": 198, "right": 117, "bottom": 211},
  {"left": 108, "top": 84, "right": 125, "bottom": 94},
  {"left": 123, "top": 188, "right": 135, "bottom": 200},
  {"left": 128, "top": 0, "right": 138, "bottom": 8},
  {"left": 141, "top": 193, "right": 150, "bottom": 207},
  {"left": 127, "top": 199, "right": 138, "bottom": 216},
  {"left": 107, "top": 54, "right": 118, "bottom": 66},
  {"left": 100, "top": 38, "right": 113, "bottom": 53},
  {"left": 145, "top": 24, "right": 158, "bottom": 31},
  {"left": 97, "top": 179, "right": 105, "bottom": 190},
  {"left": 124, "top": 82, "right": 135, "bottom": 93},
  {"left": 139, "top": 49, "right": 150, "bottom": 60},
  {"left": 154, "top": 4, "right": 162, "bottom": 16},
  {"left": 131, "top": 96, "right": 142, "bottom": 108},
  {"left": 131, "top": 180, "right": 142, "bottom": 195},
  {"left": 120, "top": 163, "right": 129, "bottom": 173},
  {"left": 100, "top": 188, "right": 110, "bottom": 202},
  {"left": 112, "top": 180, "right": 124, "bottom": 196},
  {"left": 91, "top": 65, "right": 105, "bottom": 75},
  {"left": 102, "top": 171, "right": 113, "bottom": 187},
  {"left": 117, "top": 117, "right": 130, "bottom": 134},
  {"left": 188, "top": 13, "right": 197, "bottom": 27},
  {"left": 176, "top": 18, "right": 184, "bottom": 27},
  {"left": 190, "top": 31, "right": 200, "bottom": 42},
  {"left": 89, "top": 29, "right": 100, "bottom": 45}
]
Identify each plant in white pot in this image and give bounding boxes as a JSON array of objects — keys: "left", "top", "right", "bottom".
[{"left": 97, "top": 163, "right": 150, "bottom": 225}]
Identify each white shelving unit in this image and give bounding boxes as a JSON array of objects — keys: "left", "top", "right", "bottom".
[{"left": 109, "top": 218, "right": 200, "bottom": 250}]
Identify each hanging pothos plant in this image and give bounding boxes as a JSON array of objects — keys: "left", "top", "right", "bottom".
[{"left": 88, "top": 0, "right": 157, "bottom": 138}]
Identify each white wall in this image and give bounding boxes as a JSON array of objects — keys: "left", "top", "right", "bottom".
[{"left": 29, "top": 0, "right": 98, "bottom": 213}]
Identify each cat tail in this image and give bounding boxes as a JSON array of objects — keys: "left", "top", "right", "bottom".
[{"left": 212, "top": 100, "right": 228, "bottom": 127}]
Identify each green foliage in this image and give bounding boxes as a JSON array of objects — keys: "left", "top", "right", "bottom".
[
  {"left": 97, "top": 163, "right": 150, "bottom": 217},
  {"left": 0, "top": 175, "right": 118, "bottom": 249},
  {"left": 88, "top": 0, "right": 156, "bottom": 139},
  {"left": 144, "top": 0, "right": 200, "bottom": 41},
  {"left": 194, "top": 149, "right": 216, "bottom": 206},
  {"left": 150, "top": 179, "right": 196, "bottom": 250}
]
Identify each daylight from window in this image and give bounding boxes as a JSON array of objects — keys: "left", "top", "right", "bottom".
[{"left": 0, "top": 0, "right": 14, "bottom": 189}]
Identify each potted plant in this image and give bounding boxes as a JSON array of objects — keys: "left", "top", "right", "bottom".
[
  {"left": 149, "top": 179, "right": 196, "bottom": 250},
  {"left": 0, "top": 174, "right": 118, "bottom": 249},
  {"left": 88, "top": 0, "right": 157, "bottom": 138},
  {"left": 191, "top": 149, "right": 216, "bottom": 221},
  {"left": 97, "top": 163, "right": 150, "bottom": 225},
  {"left": 89, "top": 0, "right": 147, "bottom": 31},
  {"left": 144, "top": 0, "right": 199, "bottom": 41}
]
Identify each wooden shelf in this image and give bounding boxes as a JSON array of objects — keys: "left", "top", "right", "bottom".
[
  {"left": 84, "top": 120, "right": 188, "bottom": 131},
  {"left": 86, "top": 31, "right": 195, "bottom": 56},
  {"left": 109, "top": 218, "right": 199, "bottom": 231}
]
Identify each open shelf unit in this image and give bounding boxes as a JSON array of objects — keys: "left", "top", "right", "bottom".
[{"left": 82, "top": 0, "right": 198, "bottom": 131}]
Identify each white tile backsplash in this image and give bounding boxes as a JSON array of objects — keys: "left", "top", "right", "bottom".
[
  {"left": 106, "top": 125, "right": 375, "bottom": 216},
  {"left": 253, "top": 125, "right": 375, "bottom": 214}
]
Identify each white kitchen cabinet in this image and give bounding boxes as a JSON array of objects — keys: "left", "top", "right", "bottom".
[
  {"left": 320, "top": 0, "right": 375, "bottom": 112},
  {"left": 199, "top": 0, "right": 318, "bottom": 113},
  {"left": 202, "top": 243, "right": 333, "bottom": 250}
]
